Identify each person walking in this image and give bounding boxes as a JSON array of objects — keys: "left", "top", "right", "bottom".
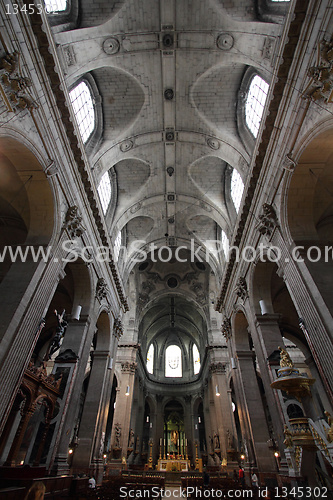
[
  {"left": 239, "top": 466, "right": 245, "bottom": 487},
  {"left": 251, "top": 471, "right": 259, "bottom": 488}
]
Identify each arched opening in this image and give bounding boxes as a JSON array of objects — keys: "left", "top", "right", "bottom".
[
  {"left": 164, "top": 400, "right": 185, "bottom": 458},
  {"left": 0, "top": 137, "right": 54, "bottom": 284},
  {"left": 287, "top": 128, "right": 333, "bottom": 318}
]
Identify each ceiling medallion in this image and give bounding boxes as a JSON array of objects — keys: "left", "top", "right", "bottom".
[
  {"left": 163, "top": 34, "right": 174, "bottom": 48},
  {"left": 207, "top": 137, "right": 220, "bottom": 150},
  {"left": 165, "top": 131, "right": 174, "bottom": 141},
  {"left": 120, "top": 139, "right": 134, "bottom": 152},
  {"left": 217, "top": 33, "right": 234, "bottom": 51},
  {"left": 102, "top": 37, "right": 120, "bottom": 55},
  {"left": 164, "top": 88, "right": 174, "bottom": 100}
]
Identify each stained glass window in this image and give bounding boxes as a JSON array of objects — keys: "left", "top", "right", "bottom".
[
  {"left": 165, "top": 345, "right": 182, "bottom": 377},
  {"left": 193, "top": 344, "right": 200, "bottom": 374}
]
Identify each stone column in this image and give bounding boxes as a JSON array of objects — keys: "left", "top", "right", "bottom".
[
  {"left": 209, "top": 362, "right": 235, "bottom": 460},
  {"left": 274, "top": 232, "right": 333, "bottom": 396},
  {"left": 72, "top": 350, "right": 110, "bottom": 475},
  {"left": 0, "top": 257, "right": 65, "bottom": 433},
  {"left": 154, "top": 395, "right": 164, "bottom": 461},
  {"left": 203, "top": 382, "right": 215, "bottom": 465},
  {"left": 4, "top": 405, "right": 35, "bottom": 466},
  {"left": 236, "top": 350, "right": 276, "bottom": 471},
  {"left": 183, "top": 395, "right": 192, "bottom": 455},
  {"left": 110, "top": 360, "right": 137, "bottom": 462},
  {"left": 133, "top": 381, "right": 145, "bottom": 463},
  {"left": 49, "top": 316, "right": 92, "bottom": 475},
  {"left": 254, "top": 314, "right": 286, "bottom": 453}
]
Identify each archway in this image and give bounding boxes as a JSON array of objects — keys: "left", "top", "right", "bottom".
[
  {"left": 287, "top": 128, "right": 333, "bottom": 318},
  {"left": 164, "top": 400, "right": 185, "bottom": 458}
]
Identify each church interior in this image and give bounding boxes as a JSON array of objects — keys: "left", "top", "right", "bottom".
[{"left": 0, "top": 0, "right": 333, "bottom": 497}]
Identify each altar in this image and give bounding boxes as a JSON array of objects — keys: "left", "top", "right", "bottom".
[{"left": 157, "top": 459, "right": 190, "bottom": 472}]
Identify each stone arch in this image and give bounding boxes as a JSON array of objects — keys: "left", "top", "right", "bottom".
[
  {"left": 0, "top": 136, "right": 55, "bottom": 282},
  {"left": 287, "top": 127, "right": 333, "bottom": 243},
  {"left": 95, "top": 310, "right": 112, "bottom": 352},
  {"left": 33, "top": 259, "right": 93, "bottom": 362},
  {"left": 250, "top": 260, "right": 278, "bottom": 316},
  {"left": 232, "top": 308, "right": 251, "bottom": 351}
]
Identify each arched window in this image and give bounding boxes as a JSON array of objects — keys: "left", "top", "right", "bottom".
[
  {"left": 44, "top": 0, "right": 67, "bottom": 12},
  {"left": 146, "top": 344, "right": 154, "bottom": 374},
  {"left": 98, "top": 172, "right": 111, "bottom": 214},
  {"left": 231, "top": 169, "right": 244, "bottom": 213},
  {"left": 69, "top": 81, "right": 95, "bottom": 143},
  {"left": 165, "top": 345, "right": 182, "bottom": 378},
  {"left": 193, "top": 344, "right": 200, "bottom": 375},
  {"left": 114, "top": 231, "right": 122, "bottom": 262},
  {"left": 245, "top": 75, "right": 269, "bottom": 138},
  {"left": 221, "top": 230, "right": 229, "bottom": 258}
]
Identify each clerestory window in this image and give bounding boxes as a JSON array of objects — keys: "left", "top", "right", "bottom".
[
  {"left": 221, "top": 230, "right": 229, "bottom": 258},
  {"left": 146, "top": 344, "right": 154, "bottom": 374},
  {"left": 193, "top": 344, "right": 200, "bottom": 375},
  {"left": 69, "top": 81, "right": 95, "bottom": 143},
  {"left": 98, "top": 172, "right": 111, "bottom": 215},
  {"left": 44, "top": 0, "right": 67, "bottom": 12},
  {"left": 245, "top": 75, "right": 269, "bottom": 138},
  {"left": 165, "top": 345, "right": 182, "bottom": 378},
  {"left": 114, "top": 231, "right": 122, "bottom": 262},
  {"left": 231, "top": 169, "right": 244, "bottom": 213}
]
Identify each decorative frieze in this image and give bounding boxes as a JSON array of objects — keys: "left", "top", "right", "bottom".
[
  {"left": 64, "top": 206, "right": 86, "bottom": 239},
  {"left": 96, "top": 277, "right": 109, "bottom": 303},
  {"left": 121, "top": 361, "right": 137, "bottom": 373},
  {"left": 26, "top": 361, "right": 62, "bottom": 390},
  {"left": 209, "top": 362, "right": 226, "bottom": 374},
  {"left": 0, "top": 51, "right": 36, "bottom": 112},
  {"left": 304, "top": 37, "right": 333, "bottom": 103},
  {"left": 221, "top": 317, "right": 232, "bottom": 341},
  {"left": 113, "top": 317, "right": 123, "bottom": 339},
  {"left": 256, "top": 203, "right": 278, "bottom": 237},
  {"left": 235, "top": 277, "right": 248, "bottom": 301}
]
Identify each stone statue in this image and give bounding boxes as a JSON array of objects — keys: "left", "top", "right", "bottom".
[
  {"left": 48, "top": 309, "right": 68, "bottom": 358},
  {"left": 114, "top": 423, "right": 121, "bottom": 448},
  {"left": 283, "top": 424, "right": 293, "bottom": 448},
  {"left": 324, "top": 411, "right": 333, "bottom": 442},
  {"left": 128, "top": 428, "right": 135, "bottom": 448},
  {"left": 278, "top": 346, "right": 293, "bottom": 368},
  {"left": 214, "top": 431, "right": 220, "bottom": 450}
]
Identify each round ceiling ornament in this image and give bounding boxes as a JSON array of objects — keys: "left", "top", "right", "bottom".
[
  {"left": 120, "top": 139, "right": 134, "bottom": 152},
  {"left": 207, "top": 137, "right": 220, "bottom": 150},
  {"left": 103, "top": 37, "right": 120, "bottom": 55},
  {"left": 217, "top": 33, "right": 234, "bottom": 51}
]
